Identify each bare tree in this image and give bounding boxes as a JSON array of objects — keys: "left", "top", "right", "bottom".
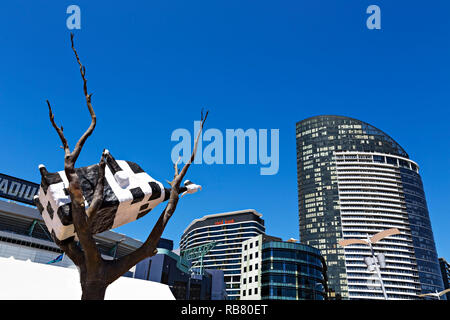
[{"left": 44, "top": 33, "right": 208, "bottom": 300}]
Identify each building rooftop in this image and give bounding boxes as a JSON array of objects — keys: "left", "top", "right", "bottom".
[{"left": 182, "top": 209, "right": 262, "bottom": 234}]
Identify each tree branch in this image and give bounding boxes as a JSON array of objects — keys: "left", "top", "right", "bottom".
[
  {"left": 176, "top": 110, "right": 208, "bottom": 185},
  {"left": 69, "top": 32, "right": 97, "bottom": 164},
  {"left": 57, "top": 33, "right": 101, "bottom": 269},
  {"left": 47, "top": 100, "right": 70, "bottom": 156}
]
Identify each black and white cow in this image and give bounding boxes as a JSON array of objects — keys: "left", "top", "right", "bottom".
[{"left": 33, "top": 150, "right": 201, "bottom": 244}]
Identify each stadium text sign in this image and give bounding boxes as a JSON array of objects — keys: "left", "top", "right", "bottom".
[{"left": 0, "top": 173, "right": 39, "bottom": 205}]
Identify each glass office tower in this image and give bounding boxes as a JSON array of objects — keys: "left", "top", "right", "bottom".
[
  {"left": 296, "top": 115, "right": 444, "bottom": 299},
  {"left": 180, "top": 209, "right": 265, "bottom": 300}
]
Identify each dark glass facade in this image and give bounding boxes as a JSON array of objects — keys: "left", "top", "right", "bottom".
[
  {"left": 296, "top": 115, "right": 444, "bottom": 299},
  {"left": 260, "top": 241, "right": 327, "bottom": 300},
  {"left": 439, "top": 258, "right": 450, "bottom": 300},
  {"left": 400, "top": 168, "right": 443, "bottom": 295}
]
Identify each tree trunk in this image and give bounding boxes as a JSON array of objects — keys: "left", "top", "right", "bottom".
[{"left": 81, "top": 280, "right": 108, "bottom": 300}]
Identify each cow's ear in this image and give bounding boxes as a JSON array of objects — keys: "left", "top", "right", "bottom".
[{"left": 39, "top": 164, "right": 49, "bottom": 176}]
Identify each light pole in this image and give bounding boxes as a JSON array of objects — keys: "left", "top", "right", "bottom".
[
  {"left": 338, "top": 228, "right": 401, "bottom": 300},
  {"left": 418, "top": 288, "right": 450, "bottom": 300}
]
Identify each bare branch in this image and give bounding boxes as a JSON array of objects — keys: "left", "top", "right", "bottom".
[
  {"left": 47, "top": 100, "right": 70, "bottom": 156},
  {"left": 173, "top": 156, "right": 181, "bottom": 178},
  {"left": 55, "top": 34, "right": 101, "bottom": 268},
  {"left": 70, "top": 33, "right": 97, "bottom": 164},
  {"left": 177, "top": 110, "right": 208, "bottom": 184}
]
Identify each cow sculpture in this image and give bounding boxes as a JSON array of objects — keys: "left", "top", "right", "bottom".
[{"left": 33, "top": 150, "right": 201, "bottom": 244}]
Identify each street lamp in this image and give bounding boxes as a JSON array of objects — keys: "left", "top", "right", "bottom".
[
  {"left": 338, "top": 228, "right": 401, "bottom": 300},
  {"left": 418, "top": 288, "right": 450, "bottom": 300}
]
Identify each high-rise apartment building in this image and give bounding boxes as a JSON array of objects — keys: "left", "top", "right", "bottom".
[
  {"left": 296, "top": 115, "right": 444, "bottom": 299},
  {"left": 180, "top": 209, "right": 265, "bottom": 300}
]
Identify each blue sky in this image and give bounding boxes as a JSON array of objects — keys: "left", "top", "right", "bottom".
[{"left": 0, "top": 1, "right": 448, "bottom": 258}]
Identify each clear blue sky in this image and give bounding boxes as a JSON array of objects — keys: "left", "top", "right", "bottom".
[{"left": 0, "top": 1, "right": 448, "bottom": 258}]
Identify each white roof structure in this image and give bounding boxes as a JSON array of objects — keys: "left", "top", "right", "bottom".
[
  {"left": 0, "top": 257, "right": 175, "bottom": 300},
  {"left": 183, "top": 209, "right": 262, "bottom": 234}
]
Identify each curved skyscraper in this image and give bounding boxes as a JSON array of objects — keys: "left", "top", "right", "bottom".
[{"left": 296, "top": 115, "right": 444, "bottom": 300}]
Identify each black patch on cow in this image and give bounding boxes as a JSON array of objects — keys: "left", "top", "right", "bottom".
[
  {"left": 179, "top": 186, "right": 187, "bottom": 193},
  {"left": 75, "top": 164, "right": 100, "bottom": 205},
  {"left": 139, "top": 203, "right": 149, "bottom": 211},
  {"left": 46, "top": 202, "right": 54, "bottom": 219},
  {"left": 163, "top": 188, "right": 171, "bottom": 201},
  {"left": 149, "top": 182, "right": 162, "bottom": 201},
  {"left": 89, "top": 206, "right": 118, "bottom": 235},
  {"left": 126, "top": 161, "right": 144, "bottom": 174},
  {"left": 74, "top": 163, "right": 120, "bottom": 209},
  {"left": 137, "top": 208, "right": 152, "bottom": 220},
  {"left": 40, "top": 172, "right": 63, "bottom": 194},
  {"left": 130, "top": 187, "right": 145, "bottom": 204},
  {"left": 57, "top": 204, "right": 73, "bottom": 226},
  {"left": 105, "top": 152, "right": 122, "bottom": 175},
  {"left": 34, "top": 197, "right": 44, "bottom": 215},
  {"left": 73, "top": 163, "right": 120, "bottom": 235}
]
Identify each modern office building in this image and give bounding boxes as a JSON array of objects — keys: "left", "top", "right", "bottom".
[
  {"left": 134, "top": 238, "right": 227, "bottom": 300},
  {"left": 180, "top": 209, "right": 265, "bottom": 300},
  {"left": 240, "top": 235, "right": 328, "bottom": 300},
  {"left": 439, "top": 258, "right": 450, "bottom": 300},
  {"left": 296, "top": 115, "right": 444, "bottom": 300}
]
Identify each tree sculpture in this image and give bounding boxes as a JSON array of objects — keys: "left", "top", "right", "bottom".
[{"left": 35, "top": 33, "right": 208, "bottom": 300}]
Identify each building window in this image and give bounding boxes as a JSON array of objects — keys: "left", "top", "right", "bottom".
[
  {"left": 249, "top": 289, "right": 252, "bottom": 295},
  {"left": 254, "top": 288, "right": 258, "bottom": 294},
  {"left": 243, "top": 278, "right": 246, "bottom": 284},
  {"left": 249, "top": 265, "right": 252, "bottom": 271},
  {"left": 255, "top": 275, "right": 258, "bottom": 282},
  {"left": 244, "top": 245, "right": 247, "bottom": 250},
  {"left": 250, "top": 254, "right": 253, "bottom": 260},
  {"left": 255, "top": 252, "right": 258, "bottom": 258},
  {"left": 249, "top": 277, "right": 252, "bottom": 283},
  {"left": 244, "top": 267, "right": 247, "bottom": 272},
  {"left": 244, "top": 256, "right": 247, "bottom": 261},
  {"left": 250, "top": 243, "right": 253, "bottom": 249},
  {"left": 255, "top": 264, "right": 258, "bottom": 270},
  {"left": 243, "top": 290, "right": 246, "bottom": 296}
]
